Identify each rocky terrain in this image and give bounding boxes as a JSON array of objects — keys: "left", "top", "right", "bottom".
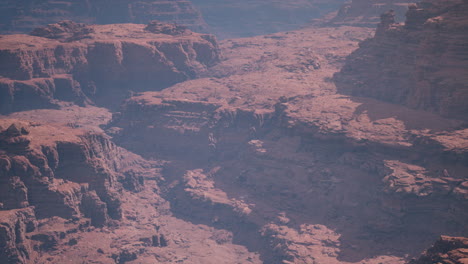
[
  {"left": 327, "top": 0, "right": 418, "bottom": 27},
  {"left": 0, "top": 21, "right": 220, "bottom": 113},
  {"left": 0, "top": 0, "right": 208, "bottom": 34},
  {"left": 409, "top": 236, "right": 468, "bottom": 263},
  {"left": 334, "top": 0, "right": 468, "bottom": 121},
  {"left": 1, "top": 1, "right": 468, "bottom": 264},
  {"left": 108, "top": 24, "right": 468, "bottom": 264}
]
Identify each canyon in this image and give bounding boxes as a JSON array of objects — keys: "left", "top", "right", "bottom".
[{"left": 1, "top": 0, "right": 468, "bottom": 264}]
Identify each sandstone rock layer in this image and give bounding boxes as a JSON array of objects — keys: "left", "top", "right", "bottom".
[
  {"left": 334, "top": 0, "right": 468, "bottom": 121},
  {"left": 0, "top": 21, "right": 220, "bottom": 113}
]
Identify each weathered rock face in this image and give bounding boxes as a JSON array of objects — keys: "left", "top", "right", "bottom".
[
  {"left": 0, "top": 208, "right": 37, "bottom": 264},
  {"left": 0, "top": 0, "right": 207, "bottom": 34},
  {"left": 190, "top": 0, "right": 346, "bottom": 38},
  {"left": 327, "top": 0, "right": 418, "bottom": 27},
  {"left": 334, "top": 0, "right": 468, "bottom": 121},
  {"left": 0, "top": 21, "right": 220, "bottom": 113},
  {"left": 410, "top": 236, "right": 468, "bottom": 264},
  {"left": 0, "top": 119, "right": 158, "bottom": 262}
]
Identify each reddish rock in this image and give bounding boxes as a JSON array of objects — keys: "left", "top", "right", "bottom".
[
  {"left": 334, "top": 0, "right": 468, "bottom": 121},
  {"left": 0, "top": 208, "right": 37, "bottom": 264},
  {"left": 0, "top": 22, "right": 220, "bottom": 112},
  {"left": 410, "top": 236, "right": 468, "bottom": 264}
]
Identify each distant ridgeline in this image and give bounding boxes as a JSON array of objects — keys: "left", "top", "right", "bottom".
[{"left": 0, "top": 0, "right": 208, "bottom": 34}]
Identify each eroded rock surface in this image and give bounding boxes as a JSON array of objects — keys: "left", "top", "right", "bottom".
[
  {"left": 334, "top": 0, "right": 468, "bottom": 121},
  {"left": 1, "top": 2, "right": 467, "bottom": 263},
  {"left": 410, "top": 236, "right": 468, "bottom": 264},
  {"left": 0, "top": 119, "right": 142, "bottom": 262},
  {"left": 109, "top": 26, "right": 468, "bottom": 263},
  {"left": 0, "top": 21, "right": 220, "bottom": 112}
]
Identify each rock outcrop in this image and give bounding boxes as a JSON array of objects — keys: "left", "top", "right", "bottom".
[
  {"left": 327, "top": 0, "right": 418, "bottom": 27},
  {"left": 0, "top": 119, "right": 158, "bottom": 262},
  {"left": 334, "top": 0, "right": 468, "bottom": 121},
  {"left": 0, "top": 0, "right": 207, "bottom": 34},
  {"left": 0, "top": 21, "right": 220, "bottom": 113},
  {"left": 410, "top": 236, "right": 468, "bottom": 264}
]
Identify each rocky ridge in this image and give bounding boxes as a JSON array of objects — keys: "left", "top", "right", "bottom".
[
  {"left": 0, "top": 21, "right": 220, "bottom": 113},
  {"left": 334, "top": 0, "right": 468, "bottom": 121},
  {"left": 0, "top": 0, "right": 207, "bottom": 34}
]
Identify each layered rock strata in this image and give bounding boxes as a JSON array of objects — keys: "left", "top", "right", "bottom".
[
  {"left": 0, "top": 21, "right": 220, "bottom": 113},
  {"left": 0, "top": 119, "right": 157, "bottom": 263},
  {"left": 334, "top": 0, "right": 468, "bottom": 121},
  {"left": 0, "top": 0, "right": 207, "bottom": 34}
]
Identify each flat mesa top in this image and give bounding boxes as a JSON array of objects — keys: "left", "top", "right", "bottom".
[{"left": 0, "top": 23, "right": 206, "bottom": 50}]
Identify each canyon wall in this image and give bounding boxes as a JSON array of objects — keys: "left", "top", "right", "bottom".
[
  {"left": 109, "top": 88, "right": 468, "bottom": 263},
  {"left": 334, "top": 0, "right": 468, "bottom": 121},
  {"left": 0, "top": 21, "right": 220, "bottom": 113},
  {"left": 0, "top": 0, "right": 207, "bottom": 34},
  {"left": 328, "top": 0, "right": 417, "bottom": 27}
]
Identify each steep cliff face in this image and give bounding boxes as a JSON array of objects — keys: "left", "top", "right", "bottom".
[
  {"left": 0, "top": 21, "right": 220, "bottom": 113},
  {"left": 328, "top": 0, "right": 417, "bottom": 27},
  {"left": 0, "top": 119, "right": 156, "bottom": 263},
  {"left": 0, "top": 0, "right": 207, "bottom": 34},
  {"left": 190, "top": 0, "right": 346, "bottom": 38},
  {"left": 334, "top": 0, "right": 468, "bottom": 121}
]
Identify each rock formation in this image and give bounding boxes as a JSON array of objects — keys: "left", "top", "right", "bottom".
[
  {"left": 334, "top": 0, "right": 468, "bottom": 121},
  {"left": 0, "top": 0, "right": 207, "bottom": 34},
  {"left": 0, "top": 21, "right": 220, "bottom": 113},
  {"left": 410, "top": 236, "right": 468, "bottom": 264},
  {"left": 328, "top": 0, "right": 418, "bottom": 26},
  {"left": 0, "top": 119, "right": 155, "bottom": 263}
]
